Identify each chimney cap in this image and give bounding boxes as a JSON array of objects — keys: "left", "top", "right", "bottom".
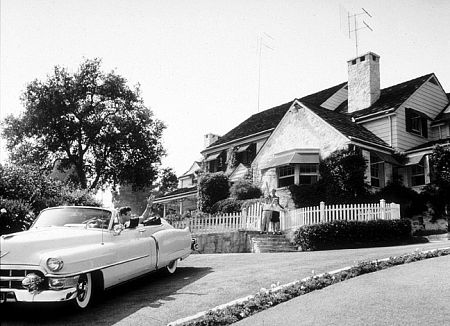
[{"left": 347, "top": 51, "right": 380, "bottom": 63}]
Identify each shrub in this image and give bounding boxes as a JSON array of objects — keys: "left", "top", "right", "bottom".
[
  {"left": 0, "top": 163, "right": 100, "bottom": 234},
  {"left": 197, "top": 172, "right": 230, "bottom": 213},
  {"left": 289, "top": 183, "right": 326, "bottom": 208},
  {"left": 211, "top": 198, "right": 243, "bottom": 214},
  {"left": 372, "top": 182, "right": 425, "bottom": 218},
  {"left": 0, "top": 198, "right": 34, "bottom": 234},
  {"left": 293, "top": 219, "right": 412, "bottom": 251},
  {"left": 230, "top": 179, "right": 262, "bottom": 200}
]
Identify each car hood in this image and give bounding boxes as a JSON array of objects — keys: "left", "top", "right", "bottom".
[{"left": 0, "top": 227, "right": 108, "bottom": 266}]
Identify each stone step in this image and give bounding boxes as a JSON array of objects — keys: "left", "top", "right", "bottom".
[
  {"left": 249, "top": 232, "right": 298, "bottom": 253},
  {"left": 252, "top": 239, "right": 292, "bottom": 245}
]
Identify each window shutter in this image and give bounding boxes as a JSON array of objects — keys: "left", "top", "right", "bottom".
[
  {"left": 405, "top": 108, "right": 412, "bottom": 132},
  {"left": 421, "top": 117, "right": 428, "bottom": 138}
]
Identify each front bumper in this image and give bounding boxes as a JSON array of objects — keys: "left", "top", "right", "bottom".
[{"left": 1, "top": 287, "right": 78, "bottom": 303}]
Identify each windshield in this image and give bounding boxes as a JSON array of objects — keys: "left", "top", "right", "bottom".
[{"left": 32, "top": 207, "right": 112, "bottom": 229}]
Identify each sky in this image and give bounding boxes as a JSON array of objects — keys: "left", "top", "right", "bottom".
[{"left": 1, "top": 0, "right": 449, "bottom": 176}]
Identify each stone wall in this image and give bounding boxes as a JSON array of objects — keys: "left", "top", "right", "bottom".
[{"left": 193, "top": 231, "right": 255, "bottom": 254}]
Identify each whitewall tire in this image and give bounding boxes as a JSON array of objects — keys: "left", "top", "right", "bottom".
[
  {"left": 74, "top": 273, "right": 94, "bottom": 309},
  {"left": 166, "top": 260, "right": 178, "bottom": 274}
]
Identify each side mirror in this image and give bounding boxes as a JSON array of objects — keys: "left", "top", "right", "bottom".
[{"left": 113, "top": 224, "right": 124, "bottom": 236}]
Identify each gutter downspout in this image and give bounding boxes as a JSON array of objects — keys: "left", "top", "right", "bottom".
[{"left": 388, "top": 115, "right": 393, "bottom": 147}]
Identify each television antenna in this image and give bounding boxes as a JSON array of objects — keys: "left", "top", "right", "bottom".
[
  {"left": 340, "top": 6, "right": 373, "bottom": 57},
  {"left": 257, "top": 32, "right": 274, "bottom": 112}
]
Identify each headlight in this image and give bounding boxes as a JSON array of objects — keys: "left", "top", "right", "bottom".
[{"left": 47, "top": 257, "right": 64, "bottom": 272}]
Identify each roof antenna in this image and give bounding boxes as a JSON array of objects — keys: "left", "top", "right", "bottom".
[
  {"left": 257, "top": 32, "right": 274, "bottom": 112},
  {"left": 340, "top": 6, "right": 373, "bottom": 57}
]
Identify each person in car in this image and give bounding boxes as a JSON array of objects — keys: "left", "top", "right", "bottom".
[{"left": 118, "top": 196, "right": 160, "bottom": 228}]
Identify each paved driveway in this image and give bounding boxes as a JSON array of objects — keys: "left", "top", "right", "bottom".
[
  {"left": 1, "top": 241, "right": 448, "bottom": 326},
  {"left": 236, "top": 255, "right": 450, "bottom": 326}
]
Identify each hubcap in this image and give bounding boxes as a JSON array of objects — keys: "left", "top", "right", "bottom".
[{"left": 77, "top": 276, "right": 87, "bottom": 301}]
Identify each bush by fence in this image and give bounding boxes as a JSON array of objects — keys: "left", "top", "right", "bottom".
[{"left": 293, "top": 219, "right": 412, "bottom": 251}]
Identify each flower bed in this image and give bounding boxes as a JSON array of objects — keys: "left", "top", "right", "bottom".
[{"left": 169, "top": 247, "right": 450, "bottom": 326}]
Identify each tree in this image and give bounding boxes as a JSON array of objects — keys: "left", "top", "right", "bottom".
[
  {"left": 422, "top": 145, "right": 450, "bottom": 219},
  {"left": 0, "top": 163, "right": 100, "bottom": 234},
  {"left": 319, "top": 148, "right": 369, "bottom": 202},
  {"left": 197, "top": 172, "right": 230, "bottom": 213},
  {"left": 2, "top": 58, "right": 165, "bottom": 190},
  {"left": 158, "top": 167, "right": 178, "bottom": 194}
]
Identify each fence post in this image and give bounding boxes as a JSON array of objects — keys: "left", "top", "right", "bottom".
[
  {"left": 380, "top": 199, "right": 386, "bottom": 220},
  {"left": 392, "top": 202, "right": 400, "bottom": 220},
  {"left": 320, "top": 201, "right": 325, "bottom": 222}
]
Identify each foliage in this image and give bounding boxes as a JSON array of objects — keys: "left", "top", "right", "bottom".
[
  {"left": 430, "top": 144, "right": 450, "bottom": 184},
  {"left": 372, "top": 182, "right": 426, "bottom": 218},
  {"left": 290, "top": 148, "right": 368, "bottom": 208},
  {"left": 197, "top": 172, "right": 230, "bottom": 213},
  {"left": 184, "top": 248, "right": 450, "bottom": 325},
  {"left": 289, "top": 183, "right": 326, "bottom": 208},
  {"left": 158, "top": 167, "right": 178, "bottom": 194},
  {"left": 293, "top": 219, "right": 412, "bottom": 251},
  {"left": 229, "top": 179, "right": 262, "bottom": 200},
  {"left": 0, "top": 198, "right": 34, "bottom": 234},
  {"left": 2, "top": 58, "right": 165, "bottom": 190},
  {"left": 422, "top": 144, "right": 450, "bottom": 219},
  {"left": 319, "top": 148, "right": 369, "bottom": 201},
  {"left": 0, "top": 163, "right": 100, "bottom": 234},
  {"left": 210, "top": 198, "right": 243, "bottom": 214}
]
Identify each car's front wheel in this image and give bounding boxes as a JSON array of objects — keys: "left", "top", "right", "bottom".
[
  {"left": 166, "top": 259, "right": 178, "bottom": 274},
  {"left": 73, "top": 272, "right": 102, "bottom": 309}
]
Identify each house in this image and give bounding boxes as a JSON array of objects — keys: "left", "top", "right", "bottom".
[
  {"left": 156, "top": 52, "right": 449, "bottom": 213},
  {"left": 199, "top": 52, "right": 450, "bottom": 208},
  {"left": 153, "top": 161, "right": 201, "bottom": 216}
]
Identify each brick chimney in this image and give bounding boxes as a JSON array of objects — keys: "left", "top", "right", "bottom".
[
  {"left": 204, "top": 133, "right": 220, "bottom": 148},
  {"left": 347, "top": 52, "right": 380, "bottom": 113}
]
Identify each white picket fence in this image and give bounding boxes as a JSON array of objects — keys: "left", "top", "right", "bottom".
[
  {"left": 170, "top": 199, "right": 400, "bottom": 234},
  {"left": 282, "top": 200, "right": 400, "bottom": 230}
]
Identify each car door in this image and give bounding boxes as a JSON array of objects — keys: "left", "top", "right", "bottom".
[{"left": 104, "top": 226, "right": 155, "bottom": 285}]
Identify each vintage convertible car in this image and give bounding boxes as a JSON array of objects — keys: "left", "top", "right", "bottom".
[{"left": 0, "top": 206, "right": 196, "bottom": 309}]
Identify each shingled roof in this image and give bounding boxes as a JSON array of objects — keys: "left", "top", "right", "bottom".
[
  {"left": 207, "top": 82, "right": 346, "bottom": 148},
  {"left": 205, "top": 73, "right": 436, "bottom": 150},
  {"left": 300, "top": 101, "right": 389, "bottom": 148},
  {"left": 336, "top": 73, "right": 433, "bottom": 118}
]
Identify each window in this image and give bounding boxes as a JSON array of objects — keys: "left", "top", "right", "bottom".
[
  {"left": 405, "top": 108, "right": 428, "bottom": 138},
  {"left": 299, "top": 164, "right": 319, "bottom": 185},
  {"left": 370, "top": 154, "right": 384, "bottom": 188},
  {"left": 411, "top": 163, "right": 425, "bottom": 186},
  {"left": 278, "top": 165, "right": 295, "bottom": 187},
  {"left": 236, "top": 143, "right": 256, "bottom": 166}
]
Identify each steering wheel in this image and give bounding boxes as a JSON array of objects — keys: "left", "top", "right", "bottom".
[{"left": 82, "top": 218, "right": 106, "bottom": 229}]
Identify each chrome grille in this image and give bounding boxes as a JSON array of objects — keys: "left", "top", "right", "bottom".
[{"left": 0, "top": 269, "right": 44, "bottom": 289}]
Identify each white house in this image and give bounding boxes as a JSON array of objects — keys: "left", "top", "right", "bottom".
[{"left": 157, "top": 52, "right": 450, "bottom": 212}]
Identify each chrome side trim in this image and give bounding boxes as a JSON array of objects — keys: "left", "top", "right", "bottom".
[
  {"left": 46, "top": 254, "right": 150, "bottom": 278},
  {"left": 151, "top": 235, "right": 159, "bottom": 269}
]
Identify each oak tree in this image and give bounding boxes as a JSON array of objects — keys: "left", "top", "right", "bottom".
[{"left": 2, "top": 59, "right": 165, "bottom": 190}]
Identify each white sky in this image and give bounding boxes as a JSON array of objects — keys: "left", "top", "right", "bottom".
[{"left": 1, "top": 0, "right": 449, "bottom": 176}]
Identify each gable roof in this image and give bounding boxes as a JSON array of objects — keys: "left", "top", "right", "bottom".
[
  {"left": 432, "top": 92, "right": 450, "bottom": 123},
  {"left": 336, "top": 73, "right": 434, "bottom": 118},
  {"left": 206, "top": 82, "right": 347, "bottom": 148},
  {"left": 299, "top": 101, "right": 389, "bottom": 148},
  {"left": 179, "top": 161, "right": 202, "bottom": 178}
]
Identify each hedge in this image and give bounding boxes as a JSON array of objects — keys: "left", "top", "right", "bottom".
[{"left": 293, "top": 219, "right": 412, "bottom": 251}]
